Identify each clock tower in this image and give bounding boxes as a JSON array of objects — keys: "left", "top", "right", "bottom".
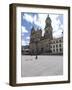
[{"left": 44, "top": 15, "right": 53, "bottom": 39}]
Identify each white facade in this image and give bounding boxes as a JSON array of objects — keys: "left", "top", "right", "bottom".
[{"left": 51, "top": 37, "right": 63, "bottom": 54}]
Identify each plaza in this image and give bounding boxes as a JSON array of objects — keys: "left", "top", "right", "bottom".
[{"left": 21, "top": 55, "right": 63, "bottom": 77}]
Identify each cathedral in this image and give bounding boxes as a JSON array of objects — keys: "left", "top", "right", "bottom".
[
  {"left": 29, "top": 15, "right": 63, "bottom": 55},
  {"left": 22, "top": 15, "right": 63, "bottom": 55}
]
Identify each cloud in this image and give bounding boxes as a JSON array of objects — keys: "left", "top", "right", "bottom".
[
  {"left": 21, "top": 26, "right": 28, "bottom": 33},
  {"left": 23, "top": 14, "right": 33, "bottom": 23},
  {"left": 26, "top": 36, "right": 30, "bottom": 40},
  {"left": 22, "top": 13, "right": 63, "bottom": 38},
  {"left": 32, "top": 14, "right": 63, "bottom": 37},
  {"left": 36, "top": 14, "right": 47, "bottom": 36},
  {"left": 53, "top": 28, "right": 63, "bottom": 38},
  {"left": 22, "top": 13, "right": 47, "bottom": 30},
  {"left": 25, "top": 14, "right": 47, "bottom": 36},
  {"left": 22, "top": 40, "right": 29, "bottom": 46},
  {"left": 49, "top": 14, "right": 63, "bottom": 38},
  {"left": 50, "top": 14, "right": 60, "bottom": 31},
  {"left": 37, "top": 14, "right": 47, "bottom": 29}
]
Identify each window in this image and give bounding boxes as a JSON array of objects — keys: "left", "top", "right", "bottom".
[
  {"left": 60, "top": 48, "right": 62, "bottom": 52},
  {"left": 59, "top": 39, "right": 61, "bottom": 42},
  {"left": 59, "top": 44, "right": 61, "bottom": 47},
  {"left": 56, "top": 44, "right": 58, "bottom": 47},
  {"left": 50, "top": 45, "right": 52, "bottom": 48},
  {"left": 56, "top": 49, "right": 58, "bottom": 52},
  {"left": 41, "top": 48, "right": 43, "bottom": 52},
  {"left": 56, "top": 40, "right": 58, "bottom": 43}
]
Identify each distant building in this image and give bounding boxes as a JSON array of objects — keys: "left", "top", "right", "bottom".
[
  {"left": 22, "top": 45, "right": 29, "bottom": 55},
  {"left": 29, "top": 15, "right": 63, "bottom": 55}
]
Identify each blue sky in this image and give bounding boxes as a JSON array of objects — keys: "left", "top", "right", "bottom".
[{"left": 21, "top": 12, "right": 63, "bottom": 46}]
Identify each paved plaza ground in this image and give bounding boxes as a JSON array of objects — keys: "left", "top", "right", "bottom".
[{"left": 21, "top": 55, "right": 63, "bottom": 77}]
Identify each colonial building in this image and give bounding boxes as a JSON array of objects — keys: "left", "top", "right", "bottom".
[
  {"left": 51, "top": 37, "right": 63, "bottom": 54},
  {"left": 29, "top": 15, "right": 63, "bottom": 55}
]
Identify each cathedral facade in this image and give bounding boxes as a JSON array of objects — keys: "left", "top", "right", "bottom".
[{"left": 29, "top": 15, "right": 63, "bottom": 55}]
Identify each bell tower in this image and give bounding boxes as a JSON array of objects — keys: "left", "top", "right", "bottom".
[{"left": 44, "top": 15, "right": 53, "bottom": 39}]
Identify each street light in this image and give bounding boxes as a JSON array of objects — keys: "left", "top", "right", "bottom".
[{"left": 35, "top": 39, "right": 38, "bottom": 59}]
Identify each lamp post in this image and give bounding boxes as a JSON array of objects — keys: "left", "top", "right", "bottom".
[
  {"left": 34, "top": 36, "right": 40, "bottom": 60},
  {"left": 35, "top": 40, "right": 38, "bottom": 59},
  {"left": 62, "top": 31, "right": 63, "bottom": 37}
]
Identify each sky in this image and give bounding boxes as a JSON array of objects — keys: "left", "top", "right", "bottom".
[{"left": 21, "top": 12, "right": 63, "bottom": 46}]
